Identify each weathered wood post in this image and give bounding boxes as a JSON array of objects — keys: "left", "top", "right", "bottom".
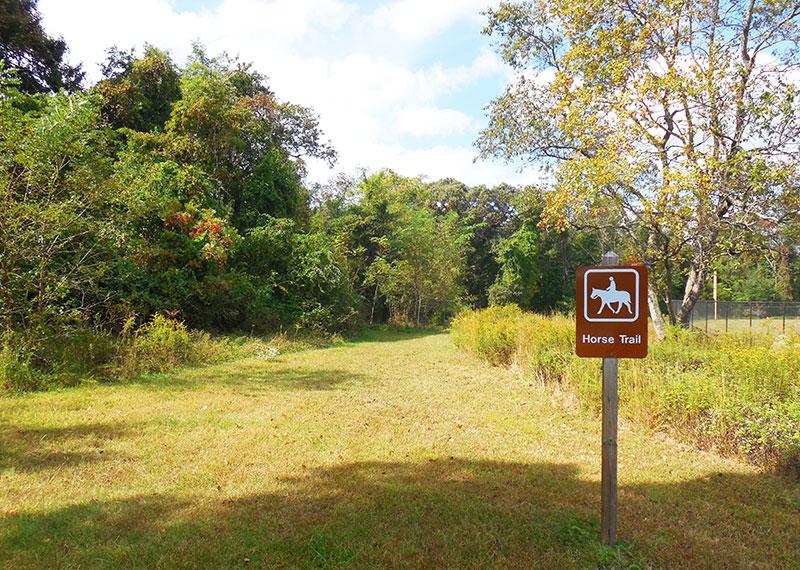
[
  {"left": 576, "top": 252, "right": 647, "bottom": 546},
  {"left": 600, "top": 250, "right": 619, "bottom": 545}
]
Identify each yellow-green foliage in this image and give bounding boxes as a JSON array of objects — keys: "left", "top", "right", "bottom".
[
  {"left": 453, "top": 307, "right": 800, "bottom": 474},
  {"left": 117, "top": 315, "right": 198, "bottom": 378},
  {"left": 0, "top": 343, "right": 42, "bottom": 392},
  {"left": 115, "top": 315, "right": 284, "bottom": 380},
  {"left": 451, "top": 305, "right": 527, "bottom": 365},
  {"left": 0, "top": 315, "right": 329, "bottom": 393}
]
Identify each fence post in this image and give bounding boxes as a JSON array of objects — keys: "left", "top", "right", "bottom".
[
  {"left": 725, "top": 302, "right": 729, "bottom": 333},
  {"left": 705, "top": 300, "right": 709, "bottom": 334},
  {"left": 749, "top": 302, "right": 753, "bottom": 345},
  {"left": 783, "top": 301, "right": 787, "bottom": 335}
]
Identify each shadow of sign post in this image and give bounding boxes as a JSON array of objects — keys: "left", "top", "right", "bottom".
[{"left": 575, "top": 252, "right": 649, "bottom": 545}]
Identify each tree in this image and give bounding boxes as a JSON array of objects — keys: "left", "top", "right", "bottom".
[
  {"left": 312, "top": 171, "right": 470, "bottom": 325},
  {"left": 489, "top": 188, "right": 597, "bottom": 311},
  {"left": 101, "top": 46, "right": 343, "bottom": 330},
  {"left": 478, "top": 1, "right": 800, "bottom": 338},
  {"left": 0, "top": 0, "right": 83, "bottom": 93},
  {"left": 427, "top": 179, "right": 520, "bottom": 307},
  {"left": 233, "top": 218, "right": 358, "bottom": 331},
  {"left": 0, "top": 87, "right": 122, "bottom": 330},
  {"left": 365, "top": 208, "right": 467, "bottom": 325},
  {"left": 94, "top": 46, "right": 181, "bottom": 132},
  {"left": 163, "top": 46, "right": 335, "bottom": 228}
]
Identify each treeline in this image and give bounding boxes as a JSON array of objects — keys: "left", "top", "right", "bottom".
[
  {"left": 1, "top": 34, "right": 606, "bottom": 386},
  {"left": 3, "top": 0, "right": 800, "bottom": 390},
  {"left": 0, "top": 40, "right": 600, "bottom": 336}
]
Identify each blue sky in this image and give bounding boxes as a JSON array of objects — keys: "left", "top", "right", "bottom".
[{"left": 39, "top": 0, "right": 528, "bottom": 186}]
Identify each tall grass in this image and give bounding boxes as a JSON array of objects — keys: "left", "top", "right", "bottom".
[
  {"left": 452, "top": 305, "right": 800, "bottom": 475},
  {"left": 0, "top": 315, "right": 297, "bottom": 392}
]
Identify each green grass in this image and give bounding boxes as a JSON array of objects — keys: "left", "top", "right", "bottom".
[
  {"left": 1, "top": 328, "right": 799, "bottom": 568},
  {"left": 692, "top": 317, "right": 800, "bottom": 336}
]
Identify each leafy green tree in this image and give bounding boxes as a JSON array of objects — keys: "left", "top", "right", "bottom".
[
  {"left": 94, "top": 46, "right": 181, "bottom": 132},
  {"left": 313, "top": 171, "right": 470, "bottom": 324},
  {"left": 427, "top": 179, "right": 520, "bottom": 307},
  {"left": 357, "top": 173, "right": 468, "bottom": 324},
  {"left": 162, "top": 47, "right": 334, "bottom": 228},
  {"left": 110, "top": 145, "right": 241, "bottom": 328},
  {"left": 365, "top": 208, "right": 467, "bottom": 325},
  {"left": 489, "top": 189, "right": 596, "bottom": 311},
  {"left": 101, "top": 46, "right": 341, "bottom": 330},
  {"left": 479, "top": 1, "right": 800, "bottom": 337},
  {"left": 0, "top": 0, "right": 83, "bottom": 93},
  {"left": 707, "top": 255, "right": 791, "bottom": 302},
  {"left": 0, "top": 86, "right": 122, "bottom": 330},
  {"left": 313, "top": 171, "right": 412, "bottom": 323},
  {"left": 234, "top": 218, "right": 358, "bottom": 331}
]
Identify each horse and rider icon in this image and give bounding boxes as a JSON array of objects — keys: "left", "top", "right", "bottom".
[{"left": 590, "top": 276, "right": 633, "bottom": 315}]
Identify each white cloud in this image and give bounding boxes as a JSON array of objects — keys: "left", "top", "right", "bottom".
[
  {"left": 38, "top": 0, "right": 521, "bottom": 186},
  {"left": 306, "top": 144, "right": 535, "bottom": 187},
  {"left": 394, "top": 107, "right": 472, "bottom": 137},
  {"left": 367, "top": 0, "right": 488, "bottom": 44}
]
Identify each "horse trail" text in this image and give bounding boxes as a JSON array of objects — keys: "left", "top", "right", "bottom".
[{"left": 581, "top": 334, "right": 643, "bottom": 345}]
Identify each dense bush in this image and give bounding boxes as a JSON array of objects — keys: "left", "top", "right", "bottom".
[
  {"left": 117, "top": 315, "right": 197, "bottom": 378},
  {"left": 0, "top": 342, "right": 42, "bottom": 392},
  {"left": 452, "top": 307, "right": 800, "bottom": 475},
  {"left": 0, "top": 328, "right": 119, "bottom": 392},
  {"left": 233, "top": 218, "right": 359, "bottom": 332}
]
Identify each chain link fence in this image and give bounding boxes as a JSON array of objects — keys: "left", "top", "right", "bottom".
[{"left": 670, "top": 300, "right": 800, "bottom": 336}]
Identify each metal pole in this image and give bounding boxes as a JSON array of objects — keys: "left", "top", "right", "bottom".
[
  {"left": 600, "top": 250, "right": 619, "bottom": 545},
  {"left": 783, "top": 301, "right": 787, "bottom": 335},
  {"left": 713, "top": 271, "right": 718, "bottom": 320},
  {"left": 750, "top": 302, "right": 753, "bottom": 345},
  {"left": 705, "top": 300, "right": 709, "bottom": 334},
  {"left": 725, "top": 302, "right": 729, "bottom": 334}
]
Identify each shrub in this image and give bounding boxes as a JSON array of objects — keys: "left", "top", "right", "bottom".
[
  {"left": 0, "top": 329, "right": 116, "bottom": 392},
  {"left": 451, "top": 305, "right": 524, "bottom": 365},
  {"left": 117, "top": 314, "right": 196, "bottom": 378},
  {"left": 0, "top": 342, "right": 43, "bottom": 392}
]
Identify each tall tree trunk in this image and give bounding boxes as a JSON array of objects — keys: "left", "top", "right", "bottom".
[
  {"left": 675, "top": 265, "right": 707, "bottom": 326},
  {"left": 370, "top": 283, "right": 379, "bottom": 324},
  {"left": 647, "top": 279, "right": 668, "bottom": 340},
  {"left": 645, "top": 233, "right": 668, "bottom": 339},
  {"left": 560, "top": 231, "right": 570, "bottom": 293}
]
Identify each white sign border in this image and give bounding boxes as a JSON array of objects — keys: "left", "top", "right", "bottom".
[{"left": 583, "top": 268, "right": 640, "bottom": 323}]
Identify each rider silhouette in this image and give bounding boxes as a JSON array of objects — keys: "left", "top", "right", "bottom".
[{"left": 607, "top": 276, "right": 617, "bottom": 293}]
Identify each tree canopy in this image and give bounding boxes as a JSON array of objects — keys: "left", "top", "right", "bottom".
[
  {"left": 0, "top": 0, "right": 83, "bottom": 93},
  {"left": 478, "top": 0, "right": 800, "bottom": 337}
]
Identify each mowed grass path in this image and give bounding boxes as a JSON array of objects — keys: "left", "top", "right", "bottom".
[{"left": 1, "top": 330, "right": 798, "bottom": 569}]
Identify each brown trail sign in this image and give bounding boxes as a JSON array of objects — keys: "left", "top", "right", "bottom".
[
  {"left": 576, "top": 264, "right": 648, "bottom": 358},
  {"left": 575, "top": 252, "right": 648, "bottom": 546}
]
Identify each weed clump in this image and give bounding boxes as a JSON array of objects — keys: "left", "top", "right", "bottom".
[{"left": 117, "top": 315, "right": 197, "bottom": 378}]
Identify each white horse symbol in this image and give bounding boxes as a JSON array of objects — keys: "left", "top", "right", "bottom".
[{"left": 590, "top": 283, "right": 632, "bottom": 315}]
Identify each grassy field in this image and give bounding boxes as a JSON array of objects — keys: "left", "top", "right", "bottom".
[
  {"left": 691, "top": 317, "right": 800, "bottom": 336},
  {"left": 1, "top": 329, "right": 799, "bottom": 569}
]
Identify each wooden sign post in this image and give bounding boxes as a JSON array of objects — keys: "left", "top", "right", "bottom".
[{"left": 575, "top": 252, "right": 648, "bottom": 545}]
